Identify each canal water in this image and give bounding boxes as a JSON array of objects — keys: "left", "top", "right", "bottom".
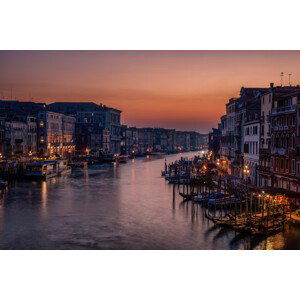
[{"left": 0, "top": 152, "right": 299, "bottom": 250}]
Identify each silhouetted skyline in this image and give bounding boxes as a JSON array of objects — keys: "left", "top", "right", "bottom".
[{"left": 1, "top": 50, "right": 300, "bottom": 132}]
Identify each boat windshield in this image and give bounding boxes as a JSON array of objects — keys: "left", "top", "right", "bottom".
[{"left": 27, "top": 165, "right": 44, "bottom": 172}]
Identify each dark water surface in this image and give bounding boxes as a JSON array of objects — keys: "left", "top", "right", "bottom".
[{"left": 0, "top": 152, "right": 299, "bottom": 250}]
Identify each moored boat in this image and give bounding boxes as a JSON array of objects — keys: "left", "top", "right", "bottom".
[
  {"left": 57, "top": 160, "right": 72, "bottom": 175},
  {"left": 193, "top": 193, "right": 209, "bottom": 202},
  {"left": 25, "top": 160, "right": 58, "bottom": 180}
]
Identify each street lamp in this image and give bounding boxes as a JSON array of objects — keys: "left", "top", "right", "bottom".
[{"left": 243, "top": 165, "right": 250, "bottom": 183}]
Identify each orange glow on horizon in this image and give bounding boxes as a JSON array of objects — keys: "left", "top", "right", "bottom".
[{"left": 1, "top": 50, "right": 300, "bottom": 131}]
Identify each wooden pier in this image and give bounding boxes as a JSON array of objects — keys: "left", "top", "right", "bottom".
[{"left": 163, "top": 154, "right": 300, "bottom": 238}]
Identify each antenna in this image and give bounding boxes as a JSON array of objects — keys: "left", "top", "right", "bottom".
[
  {"left": 288, "top": 73, "right": 292, "bottom": 86},
  {"left": 280, "top": 72, "right": 284, "bottom": 87}
]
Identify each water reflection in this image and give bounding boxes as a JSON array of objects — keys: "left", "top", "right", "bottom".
[
  {"left": 41, "top": 181, "right": 47, "bottom": 211},
  {"left": 0, "top": 152, "right": 299, "bottom": 249}
]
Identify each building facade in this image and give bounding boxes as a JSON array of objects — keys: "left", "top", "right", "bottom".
[
  {"left": 270, "top": 90, "right": 298, "bottom": 191},
  {"left": 37, "top": 111, "right": 75, "bottom": 157},
  {"left": 243, "top": 111, "right": 260, "bottom": 185},
  {"left": 48, "top": 102, "right": 121, "bottom": 155}
]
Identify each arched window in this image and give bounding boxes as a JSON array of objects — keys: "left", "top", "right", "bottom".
[
  {"left": 275, "top": 134, "right": 279, "bottom": 148},
  {"left": 286, "top": 134, "right": 290, "bottom": 148},
  {"left": 278, "top": 135, "right": 284, "bottom": 148},
  {"left": 292, "top": 134, "right": 295, "bottom": 149}
]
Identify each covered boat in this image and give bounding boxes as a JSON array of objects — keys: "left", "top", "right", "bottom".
[{"left": 25, "top": 161, "right": 58, "bottom": 180}]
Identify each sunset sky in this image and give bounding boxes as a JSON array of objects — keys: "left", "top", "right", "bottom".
[{"left": 1, "top": 50, "right": 300, "bottom": 132}]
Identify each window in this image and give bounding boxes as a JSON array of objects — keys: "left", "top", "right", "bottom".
[
  {"left": 244, "top": 143, "right": 249, "bottom": 153},
  {"left": 292, "top": 160, "right": 296, "bottom": 173},
  {"left": 297, "top": 162, "right": 300, "bottom": 174},
  {"left": 281, "top": 158, "right": 284, "bottom": 170}
]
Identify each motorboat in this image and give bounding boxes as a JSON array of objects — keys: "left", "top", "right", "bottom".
[
  {"left": 57, "top": 159, "right": 72, "bottom": 175},
  {"left": 25, "top": 160, "right": 58, "bottom": 180},
  {"left": 193, "top": 194, "right": 209, "bottom": 202}
]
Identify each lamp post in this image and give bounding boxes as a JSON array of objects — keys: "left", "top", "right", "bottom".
[
  {"left": 243, "top": 165, "right": 250, "bottom": 219},
  {"left": 243, "top": 165, "right": 250, "bottom": 185}
]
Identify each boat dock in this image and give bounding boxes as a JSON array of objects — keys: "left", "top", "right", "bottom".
[{"left": 162, "top": 153, "right": 300, "bottom": 238}]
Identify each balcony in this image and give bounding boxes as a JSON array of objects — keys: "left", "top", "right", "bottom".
[
  {"left": 273, "top": 125, "right": 294, "bottom": 131},
  {"left": 257, "top": 165, "right": 270, "bottom": 173},
  {"left": 271, "top": 105, "right": 296, "bottom": 115},
  {"left": 259, "top": 148, "right": 270, "bottom": 155},
  {"left": 271, "top": 148, "right": 287, "bottom": 155}
]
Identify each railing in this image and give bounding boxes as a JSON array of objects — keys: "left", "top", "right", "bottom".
[
  {"left": 256, "top": 165, "right": 270, "bottom": 173},
  {"left": 273, "top": 125, "right": 294, "bottom": 131},
  {"left": 271, "top": 105, "right": 296, "bottom": 115},
  {"left": 271, "top": 148, "right": 287, "bottom": 155}
]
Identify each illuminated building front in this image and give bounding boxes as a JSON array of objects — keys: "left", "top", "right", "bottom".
[{"left": 37, "top": 111, "right": 75, "bottom": 157}]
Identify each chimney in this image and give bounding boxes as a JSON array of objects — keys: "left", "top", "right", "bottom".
[{"left": 270, "top": 82, "right": 274, "bottom": 88}]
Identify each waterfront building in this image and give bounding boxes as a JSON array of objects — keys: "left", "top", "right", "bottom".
[
  {"left": 200, "top": 133, "right": 209, "bottom": 146},
  {"left": 120, "top": 125, "right": 128, "bottom": 155},
  {"left": 103, "top": 107, "right": 121, "bottom": 154},
  {"left": 270, "top": 90, "right": 299, "bottom": 192},
  {"left": 37, "top": 111, "right": 75, "bottom": 157},
  {"left": 219, "top": 115, "right": 231, "bottom": 173},
  {"left": 137, "top": 128, "right": 154, "bottom": 154},
  {"left": 296, "top": 97, "right": 300, "bottom": 188},
  {"left": 27, "top": 116, "right": 37, "bottom": 155},
  {"left": 175, "top": 131, "right": 191, "bottom": 151},
  {"left": 257, "top": 89, "right": 273, "bottom": 187},
  {"left": 0, "top": 100, "right": 47, "bottom": 118},
  {"left": 220, "top": 88, "right": 267, "bottom": 177},
  {"left": 208, "top": 125, "right": 221, "bottom": 159},
  {"left": 243, "top": 110, "right": 260, "bottom": 185},
  {"left": 189, "top": 131, "right": 203, "bottom": 151},
  {"left": 153, "top": 128, "right": 176, "bottom": 153},
  {"left": 5, "top": 120, "right": 29, "bottom": 157},
  {"left": 0, "top": 116, "right": 5, "bottom": 157},
  {"left": 215, "top": 84, "right": 300, "bottom": 191},
  {"left": 223, "top": 98, "right": 236, "bottom": 175},
  {"left": 48, "top": 102, "right": 121, "bottom": 155},
  {"left": 125, "top": 127, "right": 139, "bottom": 155},
  {"left": 0, "top": 115, "right": 37, "bottom": 158},
  {"left": 220, "top": 98, "right": 236, "bottom": 175},
  {"left": 75, "top": 123, "right": 110, "bottom": 155}
]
